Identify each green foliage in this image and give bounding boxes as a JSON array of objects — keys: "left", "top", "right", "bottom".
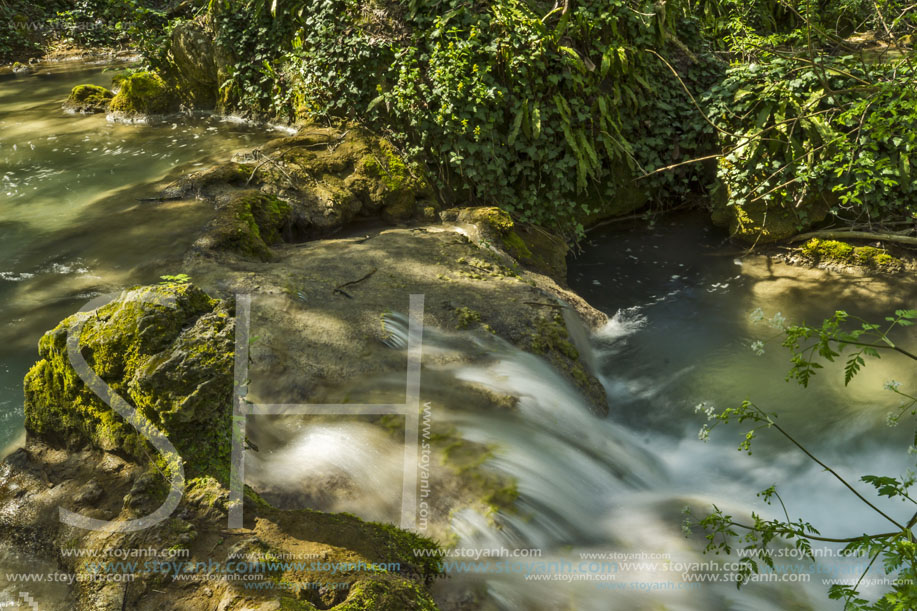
[
  {"left": 0, "top": 0, "right": 67, "bottom": 61},
  {"left": 52, "top": 0, "right": 137, "bottom": 47},
  {"left": 0, "top": 0, "right": 168, "bottom": 63},
  {"left": 158, "top": 0, "right": 723, "bottom": 235},
  {"left": 140, "top": 0, "right": 916, "bottom": 236},
  {"left": 208, "top": 0, "right": 300, "bottom": 115},
  {"left": 704, "top": 54, "right": 917, "bottom": 226},
  {"left": 691, "top": 308, "right": 917, "bottom": 609},
  {"left": 695, "top": 0, "right": 917, "bottom": 54},
  {"left": 314, "top": 0, "right": 721, "bottom": 233}
]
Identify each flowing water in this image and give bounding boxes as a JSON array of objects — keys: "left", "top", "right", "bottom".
[
  {"left": 2, "top": 65, "right": 917, "bottom": 610},
  {"left": 247, "top": 217, "right": 917, "bottom": 610},
  {"left": 0, "top": 63, "right": 279, "bottom": 453}
]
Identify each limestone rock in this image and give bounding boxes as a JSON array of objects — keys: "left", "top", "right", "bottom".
[
  {"left": 63, "top": 84, "right": 114, "bottom": 114},
  {"left": 109, "top": 71, "right": 179, "bottom": 119},
  {"left": 23, "top": 283, "right": 234, "bottom": 475}
]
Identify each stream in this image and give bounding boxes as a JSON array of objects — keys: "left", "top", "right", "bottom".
[
  {"left": 0, "top": 63, "right": 279, "bottom": 453},
  {"left": 2, "top": 65, "right": 917, "bottom": 610}
]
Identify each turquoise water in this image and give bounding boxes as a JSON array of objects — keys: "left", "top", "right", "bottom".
[{"left": 0, "top": 63, "right": 277, "bottom": 451}]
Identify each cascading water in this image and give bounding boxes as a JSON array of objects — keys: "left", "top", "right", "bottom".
[
  {"left": 243, "top": 311, "right": 828, "bottom": 609},
  {"left": 247, "top": 218, "right": 917, "bottom": 610}
]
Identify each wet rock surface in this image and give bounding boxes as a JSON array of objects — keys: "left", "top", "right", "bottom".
[{"left": 0, "top": 122, "right": 610, "bottom": 610}]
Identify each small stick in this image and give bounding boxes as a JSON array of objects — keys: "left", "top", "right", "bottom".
[{"left": 334, "top": 268, "right": 378, "bottom": 297}]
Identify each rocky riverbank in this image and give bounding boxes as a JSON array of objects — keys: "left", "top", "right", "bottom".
[{"left": 0, "top": 121, "right": 610, "bottom": 610}]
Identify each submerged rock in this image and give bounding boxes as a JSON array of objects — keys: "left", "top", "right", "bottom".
[
  {"left": 109, "top": 71, "right": 179, "bottom": 119},
  {"left": 63, "top": 84, "right": 114, "bottom": 113}
]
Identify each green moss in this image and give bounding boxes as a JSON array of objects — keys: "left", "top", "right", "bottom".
[
  {"left": 501, "top": 230, "right": 532, "bottom": 259},
  {"left": 364, "top": 143, "right": 411, "bottom": 192},
  {"left": 801, "top": 238, "right": 854, "bottom": 261},
  {"left": 800, "top": 238, "right": 900, "bottom": 269},
  {"left": 109, "top": 71, "right": 178, "bottom": 116},
  {"left": 529, "top": 313, "right": 579, "bottom": 360},
  {"left": 210, "top": 190, "right": 291, "bottom": 261},
  {"left": 111, "top": 72, "right": 128, "bottom": 91},
  {"left": 243, "top": 124, "right": 435, "bottom": 231},
  {"left": 23, "top": 284, "right": 235, "bottom": 483},
  {"left": 454, "top": 307, "right": 481, "bottom": 329},
  {"left": 465, "top": 206, "right": 515, "bottom": 234},
  {"left": 64, "top": 84, "right": 114, "bottom": 113},
  {"left": 360, "top": 139, "right": 432, "bottom": 220},
  {"left": 730, "top": 202, "right": 800, "bottom": 242},
  {"left": 853, "top": 245, "right": 899, "bottom": 268},
  {"left": 335, "top": 576, "right": 438, "bottom": 611}
]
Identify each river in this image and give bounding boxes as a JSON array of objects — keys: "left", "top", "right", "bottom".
[{"left": 2, "top": 64, "right": 916, "bottom": 610}]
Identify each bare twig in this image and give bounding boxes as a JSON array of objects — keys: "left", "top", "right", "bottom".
[{"left": 334, "top": 268, "right": 378, "bottom": 298}]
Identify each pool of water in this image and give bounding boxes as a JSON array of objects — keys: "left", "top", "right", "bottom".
[{"left": 0, "top": 63, "right": 279, "bottom": 451}]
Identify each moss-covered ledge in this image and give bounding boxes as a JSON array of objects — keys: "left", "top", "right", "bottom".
[{"left": 796, "top": 237, "right": 903, "bottom": 272}]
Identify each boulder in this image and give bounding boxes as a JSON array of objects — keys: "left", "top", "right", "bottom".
[
  {"left": 23, "top": 283, "right": 234, "bottom": 477},
  {"left": 109, "top": 71, "right": 180, "bottom": 119},
  {"left": 169, "top": 21, "right": 221, "bottom": 108},
  {"left": 63, "top": 84, "right": 114, "bottom": 113}
]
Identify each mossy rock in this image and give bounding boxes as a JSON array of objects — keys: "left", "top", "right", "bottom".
[
  {"left": 63, "top": 84, "right": 114, "bottom": 114},
  {"left": 23, "top": 283, "right": 235, "bottom": 482},
  {"left": 204, "top": 190, "right": 292, "bottom": 261},
  {"left": 109, "top": 71, "right": 179, "bottom": 117},
  {"left": 446, "top": 207, "right": 569, "bottom": 280},
  {"left": 168, "top": 21, "right": 220, "bottom": 108},
  {"left": 800, "top": 238, "right": 902, "bottom": 270},
  {"left": 709, "top": 177, "right": 831, "bottom": 244},
  {"left": 249, "top": 124, "right": 435, "bottom": 234}
]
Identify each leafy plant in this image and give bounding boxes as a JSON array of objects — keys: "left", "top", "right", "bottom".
[
  {"left": 690, "top": 309, "right": 917, "bottom": 609},
  {"left": 148, "top": 0, "right": 724, "bottom": 236},
  {"left": 703, "top": 55, "right": 917, "bottom": 227}
]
